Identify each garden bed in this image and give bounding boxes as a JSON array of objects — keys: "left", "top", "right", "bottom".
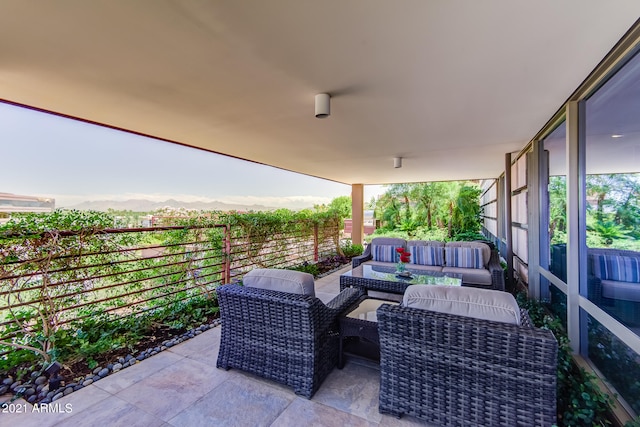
[{"left": 0, "top": 256, "right": 355, "bottom": 405}]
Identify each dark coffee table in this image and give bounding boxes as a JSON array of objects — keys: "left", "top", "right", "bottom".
[
  {"left": 337, "top": 296, "right": 399, "bottom": 368},
  {"left": 340, "top": 264, "right": 463, "bottom": 296}
]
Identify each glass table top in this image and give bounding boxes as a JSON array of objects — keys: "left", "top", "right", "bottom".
[{"left": 343, "top": 264, "right": 463, "bottom": 286}]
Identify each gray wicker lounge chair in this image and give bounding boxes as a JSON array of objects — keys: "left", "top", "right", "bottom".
[
  {"left": 216, "top": 269, "right": 362, "bottom": 398},
  {"left": 377, "top": 286, "right": 558, "bottom": 426}
]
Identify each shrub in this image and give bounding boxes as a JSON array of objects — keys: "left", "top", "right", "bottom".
[
  {"left": 341, "top": 239, "right": 363, "bottom": 257},
  {"left": 451, "top": 231, "right": 487, "bottom": 242},
  {"left": 288, "top": 262, "right": 320, "bottom": 277},
  {"left": 516, "top": 293, "right": 614, "bottom": 426},
  {"left": 413, "top": 227, "right": 448, "bottom": 242}
]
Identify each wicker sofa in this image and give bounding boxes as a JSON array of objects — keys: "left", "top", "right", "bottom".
[
  {"left": 352, "top": 237, "right": 505, "bottom": 291},
  {"left": 377, "top": 285, "right": 558, "bottom": 426},
  {"left": 216, "top": 269, "right": 362, "bottom": 398},
  {"left": 588, "top": 247, "right": 640, "bottom": 325}
]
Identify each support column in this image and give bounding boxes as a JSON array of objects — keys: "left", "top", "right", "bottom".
[
  {"left": 351, "top": 184, "right": 364, "bottom": 245},
  {"left": 527, "top": 144, "right": 541, "bottom": 300},
  {"left": 566, "top": 101, "right": 586, "bottom": 354},
  {"left": 504, "top": 154, "right": 514, "bottom": 290}
]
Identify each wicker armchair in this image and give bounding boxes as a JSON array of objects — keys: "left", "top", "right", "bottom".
[
  {"left": 377, "top": 303, "right": 558, "bottom": 426},
  {"left": 216, "top": 282, "right": 361, "bottom": 398}
]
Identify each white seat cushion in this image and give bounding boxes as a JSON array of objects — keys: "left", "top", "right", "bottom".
[
  {"left": 442, "top": 266, "right": 492, "bottom": 286},
  {"left": 243, "top": 268, "right": 315, "bottom": 297},
  {"left": 402, "top": 285, "right": 520, "bottom": 325}
]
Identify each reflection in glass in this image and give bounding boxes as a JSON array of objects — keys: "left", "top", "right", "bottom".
[
  {"left": 587, "top": 314, "right": 640, "bottom": 415},
  {"left": 541, "top": 276, "right": 567, "bottom": 328},
  {"left": 542, "top": 121, "right": 568, "bottom": 283},
  {"left": 585, "top": 50, "right": 640, "bottom": 332}
]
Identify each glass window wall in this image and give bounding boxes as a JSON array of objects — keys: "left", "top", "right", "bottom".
[
  {"left": 583, "top": 49, "right": 640, "bottom": 412},
  {"left": 541, "top": 122, "right": 567, "bottom": 283},
  {"left": 584, "top": 51, "right": 640, "bottom": 332}
]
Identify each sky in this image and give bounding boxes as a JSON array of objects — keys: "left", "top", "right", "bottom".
[{"left": 0, "top": 103, "right": 384, "bottom": 210}]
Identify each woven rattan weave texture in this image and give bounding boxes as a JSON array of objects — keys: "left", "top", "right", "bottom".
[
  {"left": 377, "top": 304, "right": 558, "bottom": 426},
  {"left": 216, "top": 284, "right": 361, "bottom": 398}
]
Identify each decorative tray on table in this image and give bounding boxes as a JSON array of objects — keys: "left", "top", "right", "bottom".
[{"left": 395, "top": 271, "right": 413, "bottom": 279}]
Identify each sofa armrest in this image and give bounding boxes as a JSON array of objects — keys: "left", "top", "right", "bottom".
[
  {"left": 487, "top": 249, "right": 505, "bottom": 291},
  {"left": 587, "top": 274, "right": 604, "bottom": 305},
  {"left": 352, "top": 244, "right": 372, "bottom": 267}
]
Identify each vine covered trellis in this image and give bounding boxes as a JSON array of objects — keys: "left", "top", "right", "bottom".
[{"left": 0, "top": 209, "right": 343, "bottom": 373}]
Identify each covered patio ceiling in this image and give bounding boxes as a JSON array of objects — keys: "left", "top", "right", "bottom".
[{"left": 1, "top": 1, "right": 639, "bottom": 185}]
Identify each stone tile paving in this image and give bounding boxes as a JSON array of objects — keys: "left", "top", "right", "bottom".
[{"left": 0, "top": 267, "right": 433, "bottom": 426}]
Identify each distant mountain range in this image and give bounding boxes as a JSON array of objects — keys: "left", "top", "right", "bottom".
[{"left": 63, "top": 198, "right": 276, "bottom": 212}]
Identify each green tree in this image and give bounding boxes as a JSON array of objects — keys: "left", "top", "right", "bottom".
[
  {"left": 327, "top": 195, "right": 351, "bottom": 219},
  {"left": 452, "top": 185, "right": 482, "bottom": 235},
  {"left": 549, "top": 176, "right": 567, "bottom": 244},
  {"left": 388, "top": 184, "right": 413, "bottom": 225},
  {"left": 411, "top": 183, "right": 444, "bottom": 230},
  {"left": 372, "top": 180, "right": 482, "bottom": 239}
]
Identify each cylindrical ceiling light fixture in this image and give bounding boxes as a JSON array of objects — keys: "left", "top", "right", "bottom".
[
  {"left": 394, "top": 157, "right": 402, "bottom": 168},
  {"left": 315, "top": 93, "right": 330, "bottom": 118}
]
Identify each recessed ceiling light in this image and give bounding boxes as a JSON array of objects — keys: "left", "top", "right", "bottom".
[{"left": 611, "top": 134, "right": 624, "bottom": 138}]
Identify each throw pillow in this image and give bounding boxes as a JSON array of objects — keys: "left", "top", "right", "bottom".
[
  {"left": 445, "top": 247, "right": 484, "bottom": 269},
  {"left": 593, "top": 255, "right": 640, "bottom": 283},
  {"left": 372, "top": 244, "right": 397, "bottom": 262},
  {"left": 409, "top": 245, "right": 444, "bottom": 266}
]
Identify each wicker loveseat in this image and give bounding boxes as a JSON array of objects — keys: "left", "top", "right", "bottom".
[
  {"left": 216, "top": 269, "right": 361, "bottom": 398},
  {"left": 352, "top": 237, "right": 505, "bottom": 291},
  {"left": 588, "top": 247, "right": 640, "bottom": 325},
  {"left": 377, "top": 285, "right": 558, "bottom": 426}
]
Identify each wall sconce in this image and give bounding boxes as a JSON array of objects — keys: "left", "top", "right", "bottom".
[
  {"left": 394, "top": 157, "right": 402, "bottom": 168},
  {"left": 315, "top": 93, "right": 330, "bottom": 118}
]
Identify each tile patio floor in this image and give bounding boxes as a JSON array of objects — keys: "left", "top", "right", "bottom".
[{"left": 0, "top": 266, "right": 431, "bottom": 427}]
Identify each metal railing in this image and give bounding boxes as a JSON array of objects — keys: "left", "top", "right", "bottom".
[{"left": 0, "top": 220, "right": 340, "bottom": 358}]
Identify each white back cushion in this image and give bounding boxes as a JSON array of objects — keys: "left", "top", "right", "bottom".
[
  {"left": 243, "top": 269, "right": 315, "bottom": 297},
  {"left": 403, "top": 285, "right": 520, "bottom": 325}
]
